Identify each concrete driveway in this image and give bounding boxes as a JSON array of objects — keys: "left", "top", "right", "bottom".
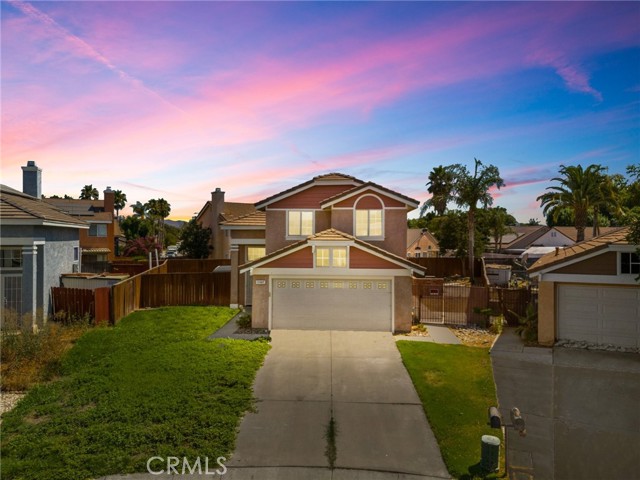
[{"left": 227, "top": 330, "right": 451, "bottom": 480}]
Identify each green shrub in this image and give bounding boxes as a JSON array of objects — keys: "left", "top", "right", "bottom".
[
  {"left": 235, "top": 311, "right": 252, "bottom": 329},
  {"left": 511, "top": 303, "right": 538, "bottom": 342}
]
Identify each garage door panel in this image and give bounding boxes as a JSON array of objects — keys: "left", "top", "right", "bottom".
[
  {"left": 558, "top": 285, "right": 640, "bottom": 348},
  {"left": 272, "top": 279, "right": 391, "bottom": 331}
]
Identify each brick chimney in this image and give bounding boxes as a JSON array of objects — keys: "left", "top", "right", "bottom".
[
  {"left": 211, "top": 188, "right": 225, "bottom": 258},
  {"left": 104, "top": 186, "right": 115, "bottom": 214},
  {"left": 21, "top": 161, "right": 42, "bottom": 198}
]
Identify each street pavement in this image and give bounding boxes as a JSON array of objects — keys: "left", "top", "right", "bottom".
[{"left": 490, "top": 328, "right": 640, "bottom": 480}]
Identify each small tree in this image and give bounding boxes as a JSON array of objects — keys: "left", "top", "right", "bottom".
[
  {"left": 179, "top": 219, "right": 211, "bottom": 259},
  {"left": 123, "top": 236, "right": 162, "bottom": 257}
]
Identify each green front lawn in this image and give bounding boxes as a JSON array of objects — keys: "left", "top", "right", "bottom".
[
  {"left": 397, "top": 341, "right": 503, "bottom": 479},
  {"left": 1, "top": 307, "right": 270, "bottom": 480}
]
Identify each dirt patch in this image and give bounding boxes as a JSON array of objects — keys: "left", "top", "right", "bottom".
[
  {"left": 0, "top": 391, "right": 27, "bottom": 423},
  {"left": 450, "top": 326, "right": 497, "bottom": 348}
]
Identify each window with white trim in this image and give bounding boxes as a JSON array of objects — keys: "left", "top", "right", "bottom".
[
  {"left": 355, "top": 209, "right": 383, "bottom": 238},
  {"left": 316, "top": 247, "right": 347, "bottom": 268},
  {"left": 88, "top": 223, "right": 108, "bottom": 237},
  {"left": 621, "top": 252, "right": 640, "bottom": 275},
  {"left": 0, "top": 248, "right": 23, "bottom": 269},
  {"left": 73, "top": 246, "right": 79, "bottom": 262},
  {"left": 287, "top": 211, "right": 314, "bottom": 237},
  {"left": 247, "top": 246, "right": 266, "bottom": 262}
]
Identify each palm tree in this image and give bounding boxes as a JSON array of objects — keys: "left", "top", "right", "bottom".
[
  {"left": 450, "top": 158, "right": 504, "bottom": 280},
  {"left": 147, "top": 198, "right": 171, "bottom": 247},
  {"left": 421, "top": 165, "right": 455, "bottom": 217},
  {"left": 537, "top": 164, "right": 607, "bottom": 242},
  {"left": 486, "top": 207, "right": 515, "bottom": 252},
  {"left": 113, "top": 190, "right": 127, "bottom": 218},
  {"left": 79, "top": 184, "right": 99, "bottom": 200},
  {"left": 131, "top": 201, "right": 148, "bottom": 219}
]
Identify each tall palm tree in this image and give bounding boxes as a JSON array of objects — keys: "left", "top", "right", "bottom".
[
  {"left": 421, "top": 165, "right": 455, "bottom": 217},
  {"left": 147, "top": 198, "right": 171, "bottom": 247},
  {"left": 79, "top": 184, "right": 99, "bottom": 200},
  {"left": 450, "top": 158, "right": 504, "bottom": 280},
  {"left": 537, "top": 164, "right": 607, "bottom": 242},
  {"left": 131, "top": 201, "right": 148, "bottom": 219},
  {"left": 591, "top": 173, "right": 620, "bottom": 237},
  {"left": 113, "top": 190, "right": 127, "bottom": 218}
]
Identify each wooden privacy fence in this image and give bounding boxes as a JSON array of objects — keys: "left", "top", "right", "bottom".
[
  {"left": 111, "top": 261, "right": 168, "bottom": 324},
  {"left": 51, "top": 286, "right": 110, "bottom": 324},
  {"left": 141, "top": 272, "right": 230, "bottom": 308},
  {"left": 166, "top": 259, "right": 231, "bottom": 273},
  {"left": 409, "top": 257, "right": 484, "bottom": 279},
  {"left": 413, "top": 278, "right": 536, "bottom": 326}
]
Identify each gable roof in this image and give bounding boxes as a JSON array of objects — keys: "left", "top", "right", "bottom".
[
  {"left": 503, "top": 226, "right": 549, "bottom": 250},
  {"left": 221, "top": 210, "right": 266, "bottom": 228},
  {"left": 255, "top": 173, "right": 363, "bottom": 210},
  {"left": 320, "top": 181, "right": 420, "bottom": 210},
  {"left": 196, "top": 200, "right": 256, "bottom": 223},
  {"left": 406, "top": 228, "right": 439, "bottom": 251},
  {"left": 0, "top": 185, "right": 88, "bottom": 228},
  {"left": 528, "top": 227, "right": 631, "bottom": 274},
  {"left": 44, "top": 198, "right": 106, "bottom": 218},
  {"left": 552, "top": 226, "right": 622, "bottom": 243},
  {"left": 240, "top": 228, "right": 426, "bottom": 275}
]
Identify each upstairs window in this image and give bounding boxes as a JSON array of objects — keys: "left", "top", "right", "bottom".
[
  {"left": 621, "top": 252, "right": 640, "bottom": 275},
  {"left": 247, "top": 246, "right": 266, "bottom": 262},
  {"left": 89, "top": 224, "right": 108, "bottom": 237},
  {"left": 355, "top": 209, "right": 383, "bottom": 238},
  {"left": 316, "top": 247, "right": 347, "bottom": 268},
  {"left": 288, "top": 211, "right": 314, "bottom": 237}
]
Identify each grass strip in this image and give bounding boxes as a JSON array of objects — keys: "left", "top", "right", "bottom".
[
  {"left": 1, "top": 306, "right": 270, "bottom": 480},
  {"left": 397, "top": 341, "right": 503, "bottom": 479}
]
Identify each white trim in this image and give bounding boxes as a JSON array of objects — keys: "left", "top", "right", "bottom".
[
  {"left": 1, "top": 219, "right": 88, "bottom": 229},
  {"left": 265, "top": 208, "right": 324, "bottom": 212},
  {"left": 286, "top": 209, "right": 315, "bottom": 239},
  {"left": 253, "top": 267, "right": 412, "bottom": 276},
  {"left": 314, "top": 246, "right": 349, "bottom": 268},
  {"left": 230, "top": 239, "right": 266, "bottom": 246},
  {"left": 320, "top": 185, "right": 419, "bottom": 209},
  {"left": 618, "top": 250, "right": 640, "bottom": 277},
  {"left": 537, "top": 273, "right": 638, "bottom": 285},
  {"left": 221, "top": 225, "right": 266, "bottom": 230},
  {"left": 353, "top": 200, "right": 385, "bottom": 241},
  {"left": 256, "top": 180, "right": 361, "bottom": 209},
  {"left": 332, "top": 206, "right": 408, "bottom": 211}
]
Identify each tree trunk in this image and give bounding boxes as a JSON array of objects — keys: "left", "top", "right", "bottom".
[{"left": 468, "top": 208, "right": 475, "bottom": 282}]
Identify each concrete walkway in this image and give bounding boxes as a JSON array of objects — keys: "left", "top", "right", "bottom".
[
  {"left": 394, "top": 325, "right": 461, "bottom": 345},
  {"left": 227, "top": 330, "right": 451, "bottom": 480}
]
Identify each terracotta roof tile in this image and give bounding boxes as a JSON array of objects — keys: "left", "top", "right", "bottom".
[
  {"left": 221, "top": 211, "right": 266, "bottom": 227},
  {"left": 221, "top": 202, "right": 256, "bottom": 221},
  {"left": 528, "top": 227, "right": 631, "bottom": 273},
  {"left": 1, "top": 185, "right": 88, "bottom": 227}
]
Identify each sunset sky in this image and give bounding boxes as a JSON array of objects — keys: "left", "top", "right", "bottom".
[{"left": 2, "top": 1, "right": 639, "bottom": 222}]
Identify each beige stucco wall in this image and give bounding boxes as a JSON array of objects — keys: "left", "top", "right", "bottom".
[
  {"left": 537, "top": 280, "right": 556, "bottom": 346},
  {"left": 394, "top": 276, "right": 413, "bottom": 333},
  {"left": 250, "top": 274, "right": 270, "bottom": 329}
]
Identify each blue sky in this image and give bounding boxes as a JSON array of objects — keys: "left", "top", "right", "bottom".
[{"left": 2, "top": 1, "right": 639, "bottom": 221}]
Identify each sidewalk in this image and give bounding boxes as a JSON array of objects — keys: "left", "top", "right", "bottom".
[{"left": 395, "top": 325, "right": 461, "bottom": 345}]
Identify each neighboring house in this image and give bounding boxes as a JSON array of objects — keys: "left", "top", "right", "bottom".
[
  {"left": 195, "top": 188, "right": 256, "bottom": 259},
  {"left": 238, "top": 173, "right": 425, "bottom": 332},
  {"left": 528, "top": 227, "right": 639, "bottom": 349},
  {"left": 1, "top": 184, "right": 87, "bottom": 327},
  {"left": 407, "top": 228, "right": 439, "bottom": 258},
  {"left": 18, "top": 162, "right": 121, "bottom": 273}
]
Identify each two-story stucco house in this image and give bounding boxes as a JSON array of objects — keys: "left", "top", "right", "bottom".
[
  {"left": 1, "top": 184, "right": 87, "bottom": 327},
  {"left": 234, "top": 173, "right": 424, "bottom": 333}
]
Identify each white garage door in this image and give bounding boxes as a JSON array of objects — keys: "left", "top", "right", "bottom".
[
  {"left": 271, "top": 278, "right": 392, "bottom": 331},
  {"left": 557, "top": 284, "right": 640, "bottom": 348}
]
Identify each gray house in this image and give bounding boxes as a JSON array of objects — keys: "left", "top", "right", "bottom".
[{"left": 1, "top": 179, "right": 87, "bottom": 328}]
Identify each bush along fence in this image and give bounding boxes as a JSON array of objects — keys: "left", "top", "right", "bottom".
[
  {"left": 413, "top": 278, "right": 536, "bottom": 326},
  {"left": 51, "top": 260, "right": 232, "bottom": 325}
]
